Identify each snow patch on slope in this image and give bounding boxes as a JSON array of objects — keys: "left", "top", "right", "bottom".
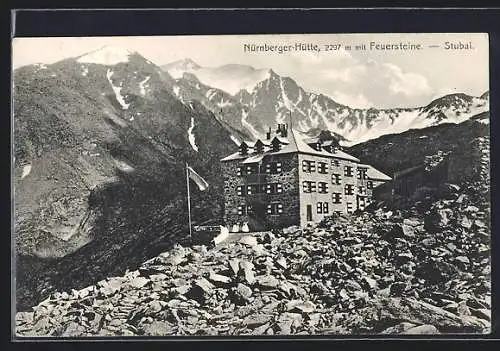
[
  {"left": 173, "top": 85, "right": 184, "bottom": 104},
  {"left": 139, "top": 76, "right": 151, "bottom": 96},
  {"left": 241, "top": 109, "right": 261, "bottom": 139},
  {"left": 106, "top": 69, "right": 130, "bottom": 110},
  {"left": 113, "top": 159, "right": 135, "bottom": 172},
  {"left": 21, "top": 164, "right": 32, "bottom": 179},
  {"left": 188, "top": 117, "right": 199, "bottom": 152},
  {"left": 34, "top": 63, "right": 48, "bottom": 70},
  {"left": 230, "top": 135, "right": 240, "bottom": 145},
  {"left": 77, "top": 46, "right": 132, "bottom": 65}
]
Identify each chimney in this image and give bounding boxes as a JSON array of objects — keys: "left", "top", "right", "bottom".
[
  {"left": 282, "top": 123, "right": 288, "bottom": 137},
  {"left": 266, "top": 127, "right": 271, "bottom": 140}
]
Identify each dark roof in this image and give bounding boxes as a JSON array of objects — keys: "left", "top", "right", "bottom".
[{"left": 394, "top": 165, "right": 424, "bottom": 178}]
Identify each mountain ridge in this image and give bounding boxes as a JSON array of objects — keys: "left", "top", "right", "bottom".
[{"left": 162, "top": 59, "right": 489, "bottom": 146}]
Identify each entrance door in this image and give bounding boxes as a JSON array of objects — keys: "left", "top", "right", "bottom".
[
  {"left": 306, "top": 205, "right": 312, "bottom": 222},
  {"left": 357, "top": 196, "right": 366, "bottom": 211}
]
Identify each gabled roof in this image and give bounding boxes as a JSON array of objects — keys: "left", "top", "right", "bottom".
[
  {"left": 394, "top": 165, "right": 424, "bottom": 178},
  {"left": 359, "top": 164, "right": 392, "bottom": 181},
  {"left": 241, "top": 140, "right": 256, "bottom": 146},
  {"left": 241, "top": 154, "right": 265, "bottom": 164},
  {"left": 221, "top": 128, "right": 360, "bottom": 162},
  {"left": 272, "top": 136, "right": 290, "bottom": 145},
  {"left": 291, "top": 129, "right": 360, "bottom": 162}
]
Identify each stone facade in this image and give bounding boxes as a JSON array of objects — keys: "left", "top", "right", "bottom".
[{"left": 222, "top": 153, "right": 300, "bottom": 231}]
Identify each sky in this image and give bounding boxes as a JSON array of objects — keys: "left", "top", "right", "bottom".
[{"left": 12, "top": 33, "right": 489, "bottom": 109}]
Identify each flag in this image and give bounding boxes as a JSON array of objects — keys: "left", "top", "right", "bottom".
[{"left": 187, "top": 165, "right": 209, "bottom": 191}]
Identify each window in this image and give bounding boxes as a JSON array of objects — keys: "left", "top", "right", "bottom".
[
  {"left": 367, "top": 180, "right": 373, "bottom": 189},
  {"left": 357, "top": 167, "right": 368, "bottom": 180},
  {"left": 246, "top": 165, "right": 258, "bottom": 175},
  {"left": 318, "top": 182, "right": 329, "bottom": 193},
  {"left": 332, "top": 173, "right": 342, "bottom": 185},
  {"left": 347, "top": 202, "right": 354, "bottom": 214},
  {"left": 302, "top": 160, "right": 316, "bottom": 173},
  {"left": 303, "top": 181, "right": 316, "bottom": 193},
  {"left": 358, "top": 186, "right": 366, "bottom": 195},
  {"left": 265, "top": 162, "right": 282, "bottom": 174},
  {"left": 345, "top": 184, "right": 354, "bottom": 195},
  {"left": 246, "top": 184, "right": 262, "bottom": 195},
  {"left": 331, "top": 159, "right": 340, "bottom": 167},
  {"left": 332, "top": 192, "right": 342, "bottom": 204},
  {"left": 323, "top": 202, "right": 329, "bottom": 214},
  {"left": 317, "top": 202, "right": 329, "bottom": 214},
  {"left": 237, "top": 166, "right": 242, "bottom": 176},
  {"left": 267, "top": 203, "right": 283, "bottom": 215},
  {"left": 237, "top": 185, "right": 244, "bottom": 196},
  {"left": 265, "top": 183, "right": 283, "bottom": 194},
  {"left": 238, "top": 204, "right": 254, "bottom": 215},
  {"left": 318, "top": 162, "right": 328, "bottom": 174},
  {"left": 334, "top": 210, "right": 342, "bottom": 216},
  {"left": 344, "top": 165, "right": 353, "bottom": 177}
]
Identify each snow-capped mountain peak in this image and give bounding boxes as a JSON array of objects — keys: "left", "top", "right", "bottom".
[
  {"left": 162, "top": 60, "right": 272, "bottom": 96},
  {"left": 76, "top": 45, "right": 135, "bottom": 65}
]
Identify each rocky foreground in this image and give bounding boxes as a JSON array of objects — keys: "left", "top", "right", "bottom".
[{"left": 15, "top": 176, "right": 490, "bottom": 337}]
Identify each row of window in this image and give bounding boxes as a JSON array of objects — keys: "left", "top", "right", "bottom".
[
  {"left": 237, "top": 183, "right": 283, "bottom": 195},
  {"left": 317, "top": 202, "right": 355, "bottom": 214},
  {"left": 236, "top": 161, "right": 369, "bottom": 181},
  {"left": 237, "top": 203, "right": 283, "bottom": 215},
  {"left": 236, "top": 199, "right": 370, "bottom": 217},
  {"left": 301, "top": 160, "right": 368, "bottom": 179},
  {"left": 332, "top": 173, "right": 372, "bottom": 185},
  {"left": 237, "top": 162, "right": 282, "bottom": 176},
  {"left": 303, "top": 181, "right": 370, "bottom": 194}
]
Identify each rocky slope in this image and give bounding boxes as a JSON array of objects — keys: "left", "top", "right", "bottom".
[
  {"left": 13, "top": 46, "right": 239, "bottom": 311},
  {"left": 163, "top": 59, "right": 489, "bottom": 145},
  {"left": 15, "top": 136, "right": 490, "bottom": 336},
  {"left": 15, "top": 176, "right": 490, "bottom": 336},
  {"left": 347, "top": 112, "right": 490, "bottom": 176}
]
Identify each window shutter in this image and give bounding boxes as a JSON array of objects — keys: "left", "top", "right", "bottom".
[
  {"left": 277, "top": 204, "right": 283, "bottom": 214},
  {"left": 266, "top": 184, "right": 272, "bottom": 194},
  {"left": 277, "top": 183, "right": 283, "bottom": 193},
  {"left": 276, "top": 162, "right": 282, "bottom": 172},
  {"left": 237, "top": 186, "right": 243, "bottom": 196},
  {"left": 267, "top": 204, "right": 272, "bottom": 214},
  {"left": 265, "top": 164, "right": 271, "bottom": 174},
  {"left": 237, "top": 205, "right": 244, "bottom": 215},
  {"left": 237, "top": 167, "right": 242, "bottom": 176}
]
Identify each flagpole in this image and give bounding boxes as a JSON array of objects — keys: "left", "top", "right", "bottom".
[{"left": 186, "top": 162, "right": 193, "bottom": 243}]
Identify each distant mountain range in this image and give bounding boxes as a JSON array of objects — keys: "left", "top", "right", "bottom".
[
  {"left": 165, "top": 58, "right": 489, "bottom": 146},
  {"left": 13, "top": 46, "right": 490, "bottom": 311}
]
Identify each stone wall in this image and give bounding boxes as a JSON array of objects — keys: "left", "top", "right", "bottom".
[{"left": 221, "top": 153, "right": 300, "bottom": 231}]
